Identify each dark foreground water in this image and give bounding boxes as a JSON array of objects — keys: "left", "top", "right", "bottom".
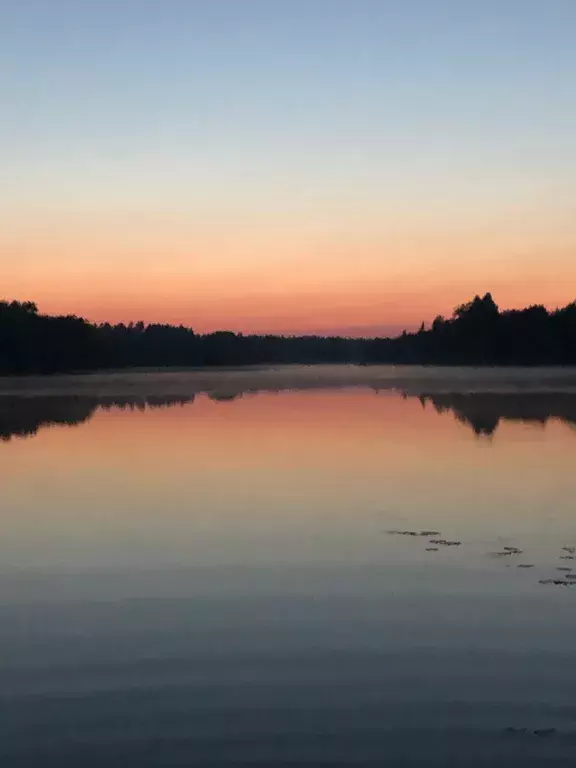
[{"left": 2, "top": 367, "right": 576, "bottom": 766}]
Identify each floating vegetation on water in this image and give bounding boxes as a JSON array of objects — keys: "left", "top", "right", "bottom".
[
  {"left": 492, "top": 550, "right": 522, "bottom": 557},
  {"left": 387, "top": 525, "right": 576, "bottom": 593},
  {"left": 503, "top": 726, "right": 558, "bottom": 737}
]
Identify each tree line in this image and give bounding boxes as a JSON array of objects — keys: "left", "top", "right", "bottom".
[
  {"left": 367, "top": 293, "right": 576, "bottom": 366},
  {"left": 0, "top": 292, "right": 575, "bottom": 374}
]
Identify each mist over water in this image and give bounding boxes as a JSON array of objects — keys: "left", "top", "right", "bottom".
[{"left": 2, "top": 367, "right": 576, "bottom": 766}]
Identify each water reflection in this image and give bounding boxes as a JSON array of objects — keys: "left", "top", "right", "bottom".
[
  {"left": 1, "top": 387, "right": 575, "bottom": 442},
  {"left": 417, "top": 392, "right": 576, "bottom": 436},
  {"left": 0, "top": 395, "right": 195, "bottom": 441},
  {"left": 2, "top": 377, "right": 576, "bottom": 766}
]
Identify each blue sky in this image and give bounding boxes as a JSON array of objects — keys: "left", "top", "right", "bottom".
[{"left": 2, "top": 0, "right": 575, "bottom": 333}]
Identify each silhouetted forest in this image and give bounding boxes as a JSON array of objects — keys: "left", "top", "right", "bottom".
[
  {"left": 367, "top": 293, "right": 576, "bottom": 366},
  {"left": 0, "top": 293, "right": 575, "bottom": 374}
]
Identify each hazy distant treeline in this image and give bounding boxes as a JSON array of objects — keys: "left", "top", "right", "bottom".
[{"left": 0, "top": 293, "right": 575, "bottom": 374}]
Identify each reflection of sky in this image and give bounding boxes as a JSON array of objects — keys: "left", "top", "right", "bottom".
[
  {"left": 3, "top": 388, "right": 576, "bottom": 767},
  {"left": 1, "top": 390, "right": 575, "bottom": 575},
  {"left": 2, "top": 1, "right": 576, "bottom": 333}
]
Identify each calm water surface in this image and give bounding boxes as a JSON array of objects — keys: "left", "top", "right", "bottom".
[{"left": 2, "top": 368, "right": 576, "bottom": 766}]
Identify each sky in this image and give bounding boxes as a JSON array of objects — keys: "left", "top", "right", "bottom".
[{"left": 2, "top": 0, "right": 575, "bottom": 336}]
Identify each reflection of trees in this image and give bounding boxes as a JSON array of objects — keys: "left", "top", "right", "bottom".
[
  {"left": 0, "top": 397, "right": 95, "bottom": 441},
  {"left": 418, "top": 392, "right": 576, "bottom": 436},
  {"left": 0, "top": 395, "right": 195, "bottom": 442},
  {"left": 208, "top": 392, "right": 244, "bottom": 402},
  {"left": 3, "top": 388, "right": 576, "bottom": 443},
  {"left": 96, "top": 395, "right": 194, "bottom": 411}
]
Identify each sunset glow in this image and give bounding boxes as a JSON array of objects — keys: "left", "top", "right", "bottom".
[{"left": 2, "top": 1, "right": 575, "bottom": 335}]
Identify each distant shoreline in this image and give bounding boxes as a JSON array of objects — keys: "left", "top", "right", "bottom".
[
  {"left": 2, "top": 363, "right": 576, "bottom": 399},
  {"left": 2, "top": 293, "right": 576, "bottom": 374}
]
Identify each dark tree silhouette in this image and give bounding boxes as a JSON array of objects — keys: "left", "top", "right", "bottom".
[
  {"left": 365, "top": 293, "right": 576, "bottom": 366},
  {"left": 0, "top": 293, "right": 575, "bottom": 374}
]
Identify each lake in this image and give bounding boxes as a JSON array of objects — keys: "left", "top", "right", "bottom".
[{"left": 2, "top": 365, "right": 576, "bottom": 766}]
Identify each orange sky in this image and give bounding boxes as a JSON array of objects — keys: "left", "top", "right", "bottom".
[
  {"left": 3, "top": 2, "right": 576, "bottom": 336},
  {"left": 3, "top": 199, "right": 576, "bottom": 335}
]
